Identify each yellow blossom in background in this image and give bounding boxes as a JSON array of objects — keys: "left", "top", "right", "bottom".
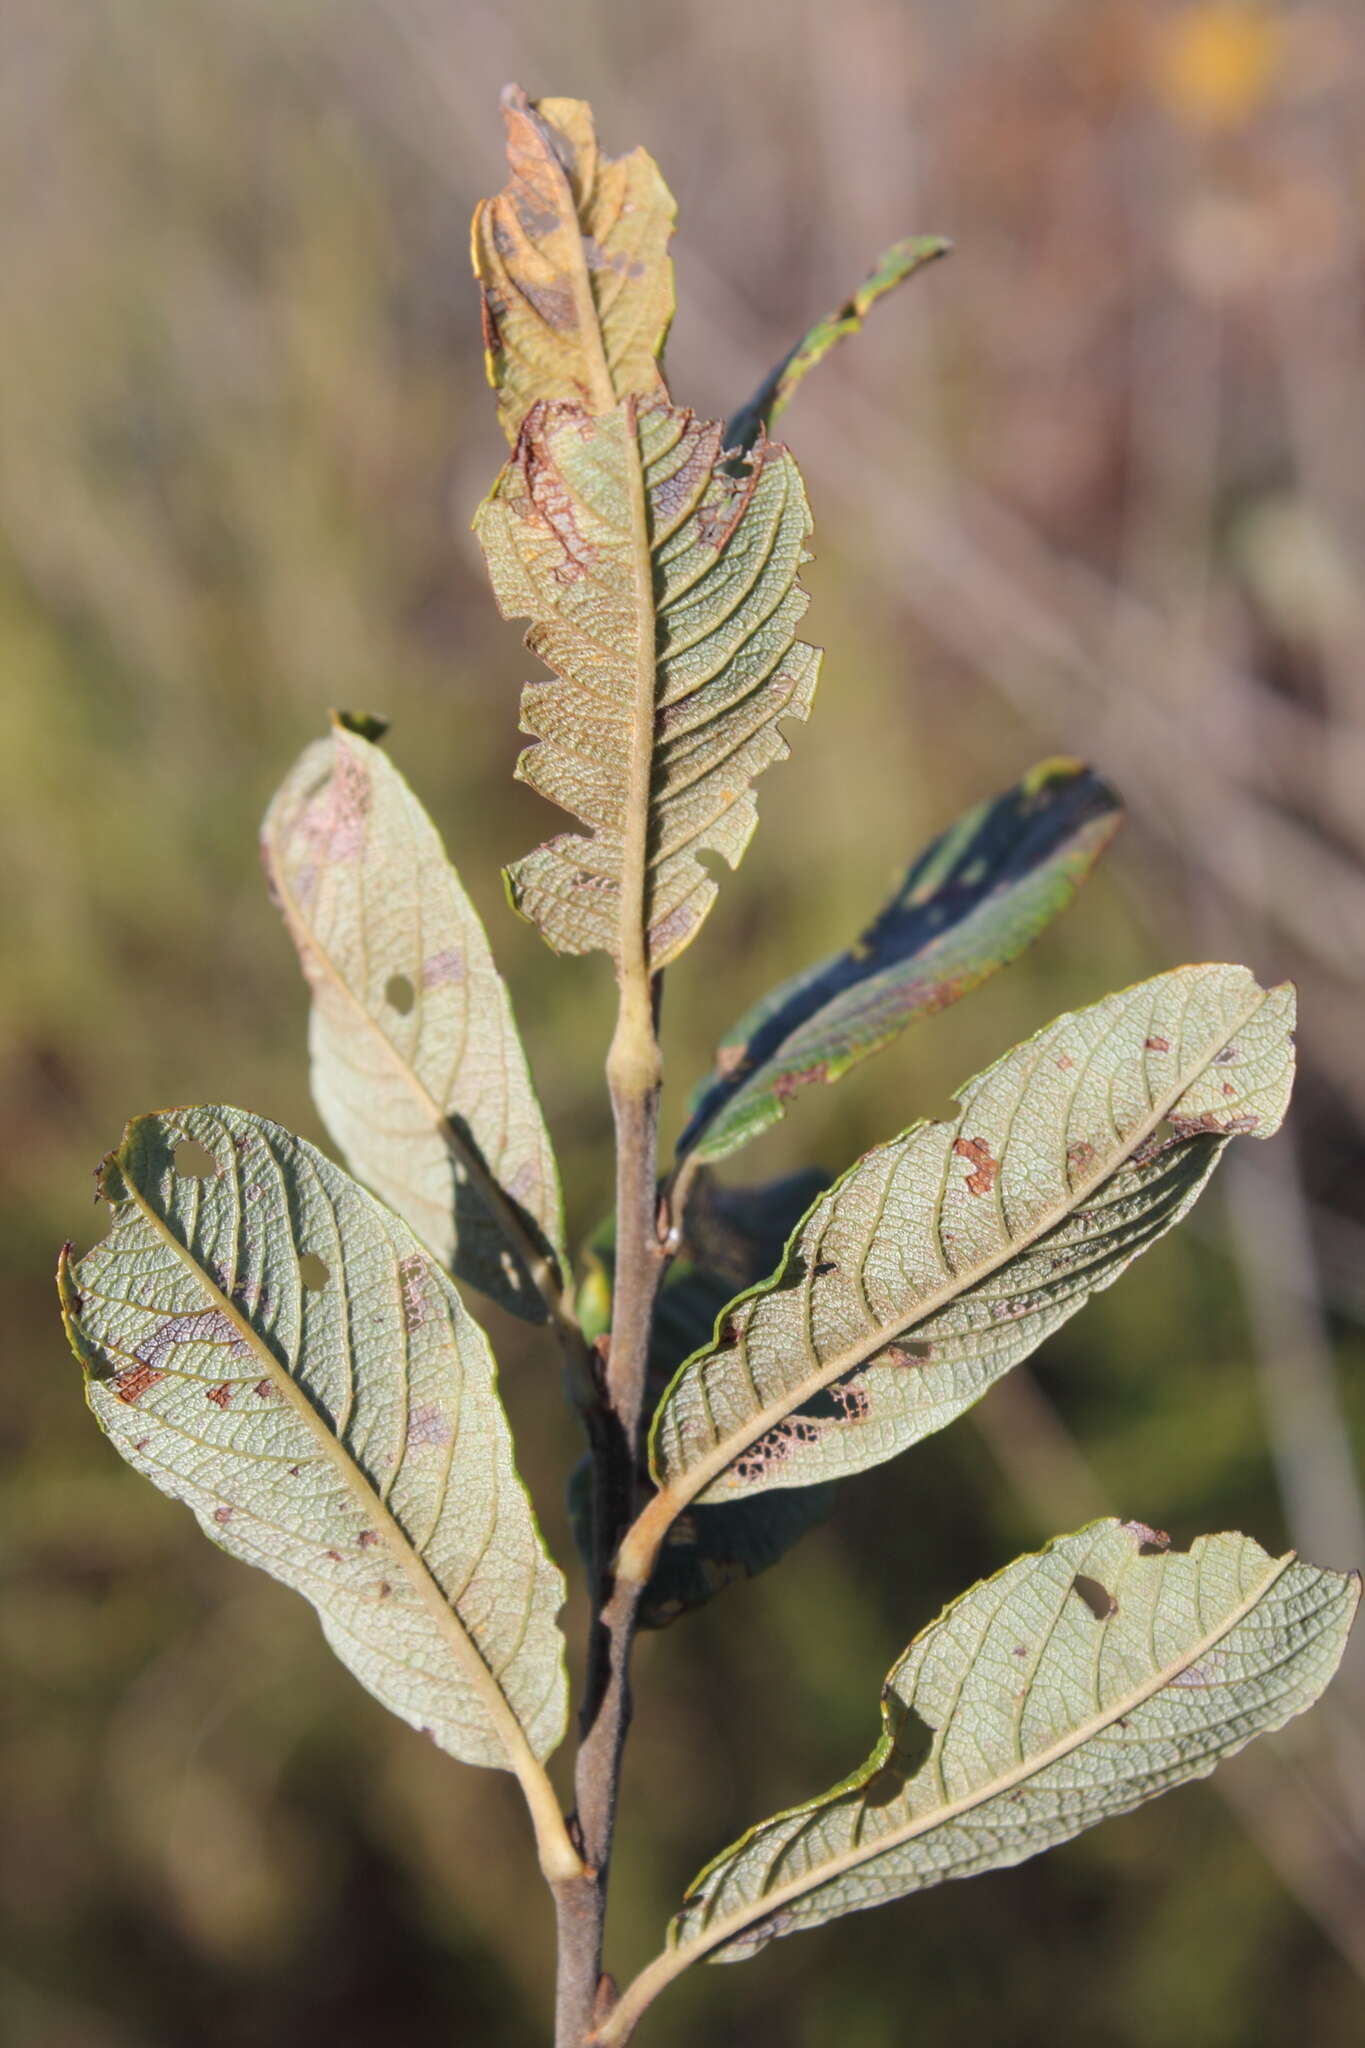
[{"left": 1155, "top": 1, "right": 1283, "bottom": 129}]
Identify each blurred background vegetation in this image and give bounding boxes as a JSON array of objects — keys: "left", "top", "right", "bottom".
[{"left": 3, "top": 1, "right": 1364, "bottom": 2042}]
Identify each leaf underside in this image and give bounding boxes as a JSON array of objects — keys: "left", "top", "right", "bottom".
[
  {"left": 262, "top": 723, "right": 565, "bottom": 1322},
  {"left": 652, "top": 965, "right": 1295, "bottom": 1506},
  {"left": 472, "top": 86, "right": 676, "bottom": 445},
  {"left": 726, "top": 233, "right": 952, "bottom": 455},
  {"left": 477, "top": 397, "right": 820, "bottom": 969},
  {"left": 632, "top": 1171, "right": 837, "bottom": 1627},
  {"left": 58, "top": 1107, "right": 568, "bottom": 1770},
  {"left": 671, "top": 1520, "right": 1359, "bottom": 1964},
  {"left": 678, "top": 757, "right": 1122, "bottom": 1168}
]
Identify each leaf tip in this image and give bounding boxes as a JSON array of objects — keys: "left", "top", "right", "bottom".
[{"left": 332, "top": 708, "right": 390, "bottom": 744}]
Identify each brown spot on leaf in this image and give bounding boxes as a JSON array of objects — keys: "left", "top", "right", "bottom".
[
  {"left": 253, "top": 1379, "right": 275, "bottom": 1401},
  {"left": 519, "top": 278, "right": 577, "bottom": 331},
  {"left": 1144, "top": 1035, "right": 1171, "bottom": 1053},
  {"left": 1213, "top": 1044, "right": 1239, "bottom": 1065},
  {"left": 398, "top": 1255, "right": 430, "bottom": 1335},
  {"left": 1067, "top": 1139, "right": 1098, "bottom": 1178},
  {"left": 134, "top": 1307, "right": 251, "bottom": 1376},
  {"left": 773, "top": 1061, "right": 830, "bottom": 1103},
  {"left": 1170, "top": 1109, "right": 1260, "bottom": 1139},
  {"left": 953, "top": 1136, "right": 999, "bottom": 1196},
  {"left": 407, "top": 1401, "right": 453, "bottom": 1449},
  {"left": 1121, "top": 1521, "right": 1170, "bottom": 1553},
  {"left": 358, "top": 1530, "right": 379, "bottom": 1549},
  {"left": 206, "top": 1382, "right": 233, "bottom": 1409},
  {"left": 322, "top": 745, "right": 372, "bottom": 861},
  {"left": 479, "top": 284, "right": 502, "bottom": 355},
  {"left": 829, "top": 1383, "right": 871, "bottom": 1422},
  {"left": 733, "top": 1417, "right": 821, "bottom": 1485},
  {"left": 514, "top": 408, "right": 600, "bottom": 584},
  {"left": 112, "top": 1363, "right": 166, "bottom": 1405},
  {"left": 883, "top": 1341, "right": 933, "bottom": 1367},
  {"left": 1055, "top": 1053, "right": 1075, "bottom": 1070},
  {"left": 325, "top": 1549, "right": 344, "bottom": 1564},
  {"left": 421, "top": 948, "right": 466, "bottom": 989},
  {"left": 212, "top": 1506, "right": 233, "bottom": 1526}
]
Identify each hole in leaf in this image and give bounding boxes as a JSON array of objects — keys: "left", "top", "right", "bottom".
[
  {"left": 929, "top": 1099, "right": 963, "bottom": 1125},
  {"left": 1073, "top": 1574, "right": 1118, "bottom": 1621},
  {"left": 175, "top": 1140, "right": 221, "bottom": 1180},
  {"left": 298, "top": 1252, "right": 330, "bottom": 1291},
  {"left": 385, "top": 973, "right": 415, "bottom": 1017}
]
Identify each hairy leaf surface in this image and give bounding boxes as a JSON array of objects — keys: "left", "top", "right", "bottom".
[
  {"left": 262, "top": 721, "right": 565, "bottom": 1322},
  {"left": 650, "top": 966, "right": 1294, "bottom": 1508},
  {"left": 477, "top": 397, "right": 819, "bottom": 969},
  {"left": 678, "top": 759, "right": 1121, "bottom": 1168},
  {"left": 472, "top": 86, "right": 676, "bottom": 444},
  {"left": 666, "top": 1521, "right": 1358, "bottom": 1964},
  {"left": 58, "top": 1107, "right": 568, "bottom": 1771},
  {"left": 727, "top": 234, "right": 951, "bottom": 454}
]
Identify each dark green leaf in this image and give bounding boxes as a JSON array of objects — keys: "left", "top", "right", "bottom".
[
  {"left": 575, "top": 1172, "right": 836, "bottom": 1626},
  {"left": 726, "top": 234, "right": 951, "bottom": 455},
  {"left": 678, "top": 759, "right": 1121, "bottom": 1169}
]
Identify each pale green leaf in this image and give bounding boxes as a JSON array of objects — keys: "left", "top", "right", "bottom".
[
  {"left": 648, "top": 965, "right": 1294, "bottom": 1512},
  {"left": 476, "top": 397, "right": 819, "bottom": 969},
  {"left": 727, "top": 234, "right": 952, "bottom": 455},
  {"left": 262, "top": 721, "right": 566, "bottom": 1322},
  {"left": 472, "top": 86, "right": 676, "bottom": 444},
  {"left": 665, "top": 1521, "right": 1359, "bottom": 1966},
  {"left": 58, "top": 1106, "right": 569, "bottom": 1772}
]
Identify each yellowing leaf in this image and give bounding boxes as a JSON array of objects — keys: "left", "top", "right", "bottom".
[
  {"left": 262, "top": 721, "right": 566, "bottom": 1322},
  {"left": 472, "top": 86, "right": 676, "bottom": 444},
  {"left": 605, "top": 1522, "right": 1357, "bottom": 2008},
  {"left": 477, "top": 397, "right": 819, "bottom": 970},
  {"left": 58, "top": 1107, "right": 569, "bottom": 1774}
]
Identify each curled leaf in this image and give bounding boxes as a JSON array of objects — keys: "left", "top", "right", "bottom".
[
  {"left": 678, "top": 759, "right": 1121, "bottom": 1168},
  {"left": 727, "top": 234, "right": 951, "bottom": 455},
  {"left": 262, "top": 721, "right": 566, "bottom": 1321},
  {"left": 662, "top": 1522, "right": 1358, "bottom": 1967},
  {"left": 58, "top": 1107, "right": 569, "bottom": 1772},
  {"left": 477, "top": 397, "right": 819, "bottom": 969},
  {"left": 472, "top": 86, "right": 676, "bottom": 443},
  {"left": 648, "top": 965, "right": 1295, "bottom": 1514}
]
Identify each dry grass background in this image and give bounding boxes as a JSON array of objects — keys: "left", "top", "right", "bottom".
[{"left": 3, "top": 2, "right": 1364, "bottom": 2042}]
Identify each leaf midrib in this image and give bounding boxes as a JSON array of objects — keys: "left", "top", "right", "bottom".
[
  {"left": 674, "top": 1543, "right": 1293, "bottom": 1966},
  {"left": 112, "top": 1126, "right": 549, "bottom": 1782},
  {"left": 664, "top": 984, "right": 1268, "bottom": 1508}
]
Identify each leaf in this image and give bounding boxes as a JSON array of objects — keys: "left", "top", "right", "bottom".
[
  {"left": 57, "top": 1106, "right": 569, "bottom": 1773},
  {"left": 472, "top": 86, "right": 676, "bottom": 445},
  {"left": 726, "top": 235, "right": 951, "bottom": 456},
  {"left": 664, "top": 1521, "right": 1359, "bottom": 1966},
  {"left": 647, "top": 965, "right": 1294, "bottom": 1513},
  {"left": 677, "top": 759, "right": 1121, "bottom": 1169},
  {"left": 600, "top": 1171, "right": 836, "bottom": 1628},
  {"left": 262, "top": 719, "right": 566, "bottom": 1322},
  {"left": 476, "top": 397, "right": 819, "bottom": 969}
]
